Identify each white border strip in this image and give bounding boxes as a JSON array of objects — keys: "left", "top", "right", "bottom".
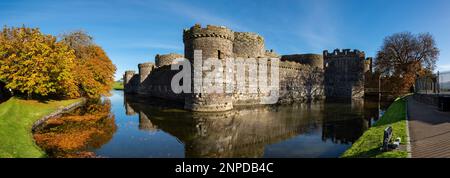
[{"left": 405, "top": 96, "right": 412, "bottom": 158}]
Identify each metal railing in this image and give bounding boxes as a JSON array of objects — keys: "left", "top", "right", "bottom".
[
  {"left": 439, "top": 71, "right": 450, "bottom": 94},
  {"left": 416, "top": 71, "right": 450, "bottom": 94}
]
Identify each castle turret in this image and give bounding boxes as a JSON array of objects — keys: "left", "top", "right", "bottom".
[
  {"left": 323, "top": 49, "right": 366, "bottom": 98},
  {"left": 124, "top": 70, "right": 139, "bottom": 94},
  {"left": 155, "top": 53, "right": 184, "bottom": 68},
  {"left": 138, "top": 62, "right": 155, "bottom": 84},
  {"left": 364, "top": 57, "right": 373, "bottom": 73},
  {"left": 183, "top": 24, "right": 234, "bottom": 112},
  {"left": 233, "top": 32, "right": 265, "bottom": 58},
  {"left": 281, "top": 54, "right": 324, "bottom": 69},
  {"left": 183, "top": 24, "right": 234, "bottom": 60}
]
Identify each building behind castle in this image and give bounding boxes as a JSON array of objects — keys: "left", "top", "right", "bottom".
[{"left": 124, "top": 24, "right": 372, "bottom": 112}]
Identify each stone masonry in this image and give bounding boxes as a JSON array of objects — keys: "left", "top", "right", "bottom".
[{"left": 124, "top": 24, "right": 372, "bottom": 112}]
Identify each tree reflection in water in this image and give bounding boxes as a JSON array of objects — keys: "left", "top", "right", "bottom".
[
  {"left": 33, "top": 99, "right": 117, "bottom": 158},
  {"left": 32, "top": 91, "right": 390, "bottom": 158},
  {"left": 122, "top": 95, "right": 388, "bottom": 158}
]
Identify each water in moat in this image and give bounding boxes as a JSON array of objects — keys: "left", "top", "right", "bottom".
[{"left": 35, "top": 90, "right": 391, "bottom": 158}]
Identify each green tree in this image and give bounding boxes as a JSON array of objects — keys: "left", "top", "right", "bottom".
[{"left": 0, "top": 27, "right": 79, "bottom": 99}]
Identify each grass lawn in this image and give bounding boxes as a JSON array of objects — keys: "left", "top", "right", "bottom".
[
  {"left": 341, "top": 97, "right": 409, "bottom": 158},
  {"left": 112, "top": 81, "right": 124, "bottom": 90},
  {"left": 0, "top": 97, "right": 82, "bottom": 158}
]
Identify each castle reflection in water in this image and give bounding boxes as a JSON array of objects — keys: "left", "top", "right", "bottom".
[{"left": 122, "top": 93, "right": 386, "bottom": 158}]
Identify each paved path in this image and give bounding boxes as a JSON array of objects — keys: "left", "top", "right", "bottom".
[{"left": 408, "top": 97, "right": 450, "bottom": 158}]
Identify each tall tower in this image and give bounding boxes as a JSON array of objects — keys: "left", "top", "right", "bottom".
[
  {"left": 233, "top": 32, "right": 265, "bottom": 58},
  {"left": 155, "top": 53, "right": 184, "bottom": 68},
  {"left": 323, "top": 49, "right": 366, "bottom": 98},
  {"left": 124, "top": 70, "right": 138, "bottom": 94},
  {"left": 137, "top": 62, "right": 155, "bottom": 95},
  {"left": 183, "top": 24, "right": 235, "bottom": 112}
]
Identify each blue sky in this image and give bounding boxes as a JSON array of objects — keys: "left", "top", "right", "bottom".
[{"left": 1, "top": 0, "right": 450, "bottom": 80}]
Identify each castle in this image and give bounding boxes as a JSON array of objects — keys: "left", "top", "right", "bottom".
[{"left": 124, "top": 24, "right": 372, "bottom": 112}]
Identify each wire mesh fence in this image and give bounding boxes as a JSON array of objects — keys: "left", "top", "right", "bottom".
[
  {"left": 440, "top": 71, "right": 450, "bottom": 94},
  {"left": 415, "top": 71, "right": 450, "bottom": 94}
]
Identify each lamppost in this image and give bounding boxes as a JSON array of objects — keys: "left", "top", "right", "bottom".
[
  {"left": 378, "top": 74, "right": 382, "bottom": 102},
  {"left": 378, "top": 74, "right": 382, "bottom": 119}
]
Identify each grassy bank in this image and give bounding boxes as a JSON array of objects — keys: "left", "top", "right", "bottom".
[
  {"left": 341, "top": 97, "right": 409, "bottom": 158},
  {"left": 0, "top": 97, "right": 82, "bottom": 158},
  {"left": 112, "top": 81, "right": 124, "bottom": 90}
]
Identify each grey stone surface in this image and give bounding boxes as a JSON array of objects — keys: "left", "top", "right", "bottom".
[{"left": 125, "top": 24, "right": 371, "bottom": 112}]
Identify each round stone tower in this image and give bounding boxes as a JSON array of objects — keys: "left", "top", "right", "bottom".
[
  {"left": 124, "top": 70, "right": 137, "bottom": 93},
  {"left": 233, "top": 32, "right": 265, "bottom": 58},
  {"left": 183, "top": 24, "right": 234, "bottom": 60},
  {"left": 183, "top": 24, "right": 234, "bottom": 112},
  {"left": 138, "top": 62, "right": 155, "bottom": 84},
  {"left": 364, "top": 57, "right": 372, "bottom": 73},
  {"left": 281, "top": 54, "right": 324, "bottom": 69},
  {"left": 155, "top": 53, "right": 184, "bottom": 68},
  {"left": 124, "top": 70, "right": 135, "bottom": 86}
]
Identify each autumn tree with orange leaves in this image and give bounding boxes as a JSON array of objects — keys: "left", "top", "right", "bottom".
[
  {"left": 0, "top": 27, "right": 79, "bottom": 99},
  {"left": 60, "top": 31, "right": 116, "bottom": 99},
  {"left": 374, "top": 32, "right": 439, "bottom": 95},
  {"left": 0, "top": 27, "right": 116, "bottom": 99}
]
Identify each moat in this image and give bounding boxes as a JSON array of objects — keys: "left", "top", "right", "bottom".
[{"left": 35, "top": 90, "right": 390, "bottom": 158}]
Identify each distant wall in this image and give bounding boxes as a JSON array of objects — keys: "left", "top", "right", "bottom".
[
  {"left": 124, "top": 71, "right": 139, "bottom": 94},
  {"left": 278, "top": 61, "right": 325, "bottom": 104},
  {"left": 229, "top": 58, "right": 324, "bottom": 105},
  {"left": 138, "top": 65, "right": 184, "bottom": 102},
  {"left": 281, "top": 54, "right": 324, "bottom": 69}
]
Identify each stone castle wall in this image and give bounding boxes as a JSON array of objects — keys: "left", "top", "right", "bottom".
[
  {"left": 323, "top": 49, "right": 368, "bottom": 98},
  {"left": 183, "top": 24, "right": 235, "bottom": 112},
  {"left": 124, "top": 71, "right": 139, "bottom": 94},
  {"left": 155, "top": 53, "right": 184, "bottom": 67},
  {"left": 281, "top": 54, "right": 324, "bottom": 69},
  {"left": 278, "top": 61, "right": 325, "bottom": 104},
  {"left": 138, "top": 65, "right": 184, "bottom": 102},
  {"left": 124, "top": 24, "right": 370, "bottom": 112},
  {"left": 233, "top": 32, "right": 265, "bottom": 58}
]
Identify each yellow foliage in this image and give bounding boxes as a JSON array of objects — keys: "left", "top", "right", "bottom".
[
  {"left": 33, "top": 101, "right": 116, "bottom": 158},
  {"left": 0, "top": 27, "right": 79, "bottom": 98},
  {"left": 61, "top": 31, "right": 116, "bottom": 99},
  {"left": 0, "top": 27, "right": 116, "bottom": 99}
]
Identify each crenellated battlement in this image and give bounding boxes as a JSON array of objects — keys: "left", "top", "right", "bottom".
[
  {"left": 124, "top": 24, "right": 372, "bottom": 112},
  {"left": 265, "top": 49, "right": 279, "bottom": 58},
  {"left": 155, "top": 53, "right": 184, "bottom": 67},
  {"left": 183, "top": 24, "right": 234, "bottom": 42},
  {"left": 281, "top": 54, "right": 324, "bottom": 69},
  {"left": 323, "top": 49, "right": 365, "bottom": 59},
  {"left": 138, "top": 62, "right": 155, "bottom": 68},
  {"left": 233, "top": 32, "right": 265, "bottom": 58}
]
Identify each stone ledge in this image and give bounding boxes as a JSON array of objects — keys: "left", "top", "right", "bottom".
[{"left": 31, "top": 98, "right": 87, "bottom": 132}]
